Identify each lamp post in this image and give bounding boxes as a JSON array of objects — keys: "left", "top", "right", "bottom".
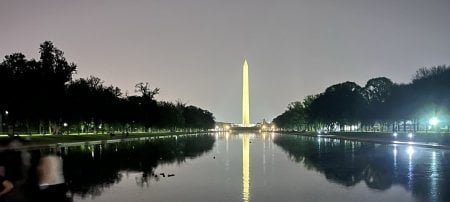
[
  {"left": 0, "top": 111, "right": 3, "bottom": 133},
  {"left": 4, "top": 110, "right": 12, "bottom": 137},
  {"left": 2, "top": 110, "right": 9, "bottom": 134},
  {"left": 429, "top": 117, "right": 439, "bottom": 132}
]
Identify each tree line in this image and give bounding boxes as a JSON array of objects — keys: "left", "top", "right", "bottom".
[
  {"left": 0, "top": 41, "right": 215, "bottom": 136},
  {"left": 273, "top": 65, "right": 450, "bottom": 133}
]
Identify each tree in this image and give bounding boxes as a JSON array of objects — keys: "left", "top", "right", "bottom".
[
  {"left": 135, "top": 82, "right": 159, "bottom": 100},
  {"left": 313, "top": 82, "right": 366, "bottom": 128},
  {"left": 156, "top": 102, "right": 185, "bottom": 130},
  {"left": 302, "top": 94, "right": 319, "bottom": 129},
  {"left": 364, "top": 77, "right": 393, "bottom": 104},
  {"left": 362, "top": 77, "right": 394, "bottom": 128},
  {"left": 273, "top": 102, "right": 307, "bottom": 131},
  {"left": 1, "top": 41, "right": 216, "bottom": 135},
  {"left": 183, "top": 105, "right": 215, "bottom": 130}
]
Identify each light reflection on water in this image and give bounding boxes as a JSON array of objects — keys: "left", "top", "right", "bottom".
[
  {"left": 76, "top": 133, "right": 449, "bottom": 201},
  {"left": 274, "top": 135, "right": 450, "bottom": 202},
  {"left": 407, "top": 145, "right": 414, "bottom": 190},
  {"left": 242, "top": 134, "right": 250, "bottom": 202},
  {"left": 1, "top": 133, "right": 450, "bottom": 201}
]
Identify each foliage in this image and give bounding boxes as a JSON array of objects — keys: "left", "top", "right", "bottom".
[
  {"left": 273, "top": 66, "right": 450, "bottom": 132},
  {"left": 0, "top": 41, "right": 215, "bottom": 135}
]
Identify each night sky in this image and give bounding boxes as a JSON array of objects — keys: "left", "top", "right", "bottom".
[{"left": 1, "top": 0, "right": 450, "bottom": 123}]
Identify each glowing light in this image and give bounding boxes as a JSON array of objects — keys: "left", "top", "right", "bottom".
[
  {"left": 4, "top": 111, "right": 8, "bottom": 115},
  {"left": 408, "top": 133, "right": 413, "bottom": 139},
  {"left": 393, "top": 132, "right": 398, "bottom": 137},
  {"left": 430, "top": 151, "right": 438, "bottom": 200},
  {"left": 225, "top": 125, "right": 230, "bottom": 130},
  {"left": 393, "top": 145, "right": 398, "bottom": 168},
  {"left": 271, "top": 125, "right": 275, "bottom": 130},
  {"left": 429, "top": 117, "right": 439, "bottom": 126},
  {"left": 407, "top": 146, "right": 414, "bottom": 156},
  {"left": 242, "top": 134, "right": 250, "bottom": 201},
  {"left": 63, "top": 123, "right": 68, "bottom": 127},
  {"left": 242, "top": 59, "right": 250, "bottom": 127},
  {"left": 407, "top": 145, "right": 414, "bottom": 188}
]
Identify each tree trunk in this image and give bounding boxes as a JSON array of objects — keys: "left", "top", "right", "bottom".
[
  {"left": 392, "top": 122, "right": 395, "bottom": 132},
  {"left": 403, "top": 120, "right": 406, "bottom": 132},
  {"left": 414, "top": 119, "right": 417, "bottom": 132},
  {"left": 48, "top": 120, "right": 52, "bottom": 135},
  {"left": 0, "top": 114, "right": 3, "bottom": 133},
  {"left": 39, "top": 121, "right": 43, "bottom": 134},
  {"left": 416, "top": 120, "right": 419, "bottom": 132}
]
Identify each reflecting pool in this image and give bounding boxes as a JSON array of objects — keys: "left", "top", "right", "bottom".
[{"left": 1, "top": 133, "right": 449, "bottom": 202}]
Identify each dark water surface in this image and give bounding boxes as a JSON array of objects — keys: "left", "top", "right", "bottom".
[{"left": 2, "top": 133, "right": 450, "bottom": 202}]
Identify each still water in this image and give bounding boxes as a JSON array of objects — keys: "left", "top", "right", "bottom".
[{"left": 2, "top": 133, "right": 450, "bottom": 202}]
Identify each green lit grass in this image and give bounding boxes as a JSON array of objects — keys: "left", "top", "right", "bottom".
[{"left": 0, "top": 131, "right": 207, "bottom": 145}]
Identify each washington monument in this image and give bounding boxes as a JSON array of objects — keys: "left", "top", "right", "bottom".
[{"left": 242, "top": 59, "right": 250, "bottom": 127}]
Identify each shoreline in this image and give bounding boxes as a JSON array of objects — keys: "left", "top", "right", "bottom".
[
  {"left": 277, "top": 131, "right": 450, "bottom": 150},
  {"left": 3, "top": 131, "right": 450, "bottom": 151},
  {"left": 0, "top": 131, "right": 210, "bottom": 151}
]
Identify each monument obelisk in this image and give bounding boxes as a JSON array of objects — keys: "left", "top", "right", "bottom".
[{"left": 242, "top": 59, "right": 250, "bottom": 127}]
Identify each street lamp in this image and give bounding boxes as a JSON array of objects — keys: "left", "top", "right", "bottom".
[
  {"left": 429, "top": 117, "right": 439, "bottom": 126},
  {"left": 225, "top": 125, "right": 230, "bottom": 131},
  {"left": 408, "top": 132, "right": 413, "bottom": 139},
  {"left": 3, "top": 110, "right": 10, "bottom": 136}
]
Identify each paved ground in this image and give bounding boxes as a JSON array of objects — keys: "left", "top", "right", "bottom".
[{"left": 285, "top": 132, "right": 450, "bottom": 150}]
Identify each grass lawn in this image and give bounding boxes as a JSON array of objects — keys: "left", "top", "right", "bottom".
[{"left": 0, "top": 131, "right": 208, "bottom": 146}]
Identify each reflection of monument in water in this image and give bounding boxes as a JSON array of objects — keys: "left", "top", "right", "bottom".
[{"left": 242, "top": 134, "right": 250, "bottom": 202}]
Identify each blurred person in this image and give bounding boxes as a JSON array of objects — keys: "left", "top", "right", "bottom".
[
  {"left": 0, "top": 166, "right": 14, "bottom": 202},
  {"left": 36, "top": 155, "right": 71, "bottom": 202},
  {"left": 8, "top": 140, "right": 31, "bottom": 183}
]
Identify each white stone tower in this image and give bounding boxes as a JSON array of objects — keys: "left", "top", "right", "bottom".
[{"left": 242, "top": 59, "right": 250, "bottom": 127}]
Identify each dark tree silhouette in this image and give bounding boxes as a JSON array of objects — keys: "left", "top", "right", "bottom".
[
  {"left": 273, "top": 66, "right": 450, "bottom": 133},
  {"left": 0, "top": 41, "right": 215, "bottom": 136}
]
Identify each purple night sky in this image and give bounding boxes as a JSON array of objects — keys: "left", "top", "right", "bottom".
[{"left": 1, "top": 0, "right": 450, "bottom": 123}]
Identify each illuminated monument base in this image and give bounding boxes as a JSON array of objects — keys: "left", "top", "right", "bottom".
[{"left": 231, "top": 126, "right": 260, "bottom": 131}]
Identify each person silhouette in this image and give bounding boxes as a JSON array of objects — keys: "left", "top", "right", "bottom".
[
  {"left": 36, "top": 155, "right": 71, "bottom": 202},
  {"left": 0, "top": 166, "right": 14, "bottom": 202}
]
